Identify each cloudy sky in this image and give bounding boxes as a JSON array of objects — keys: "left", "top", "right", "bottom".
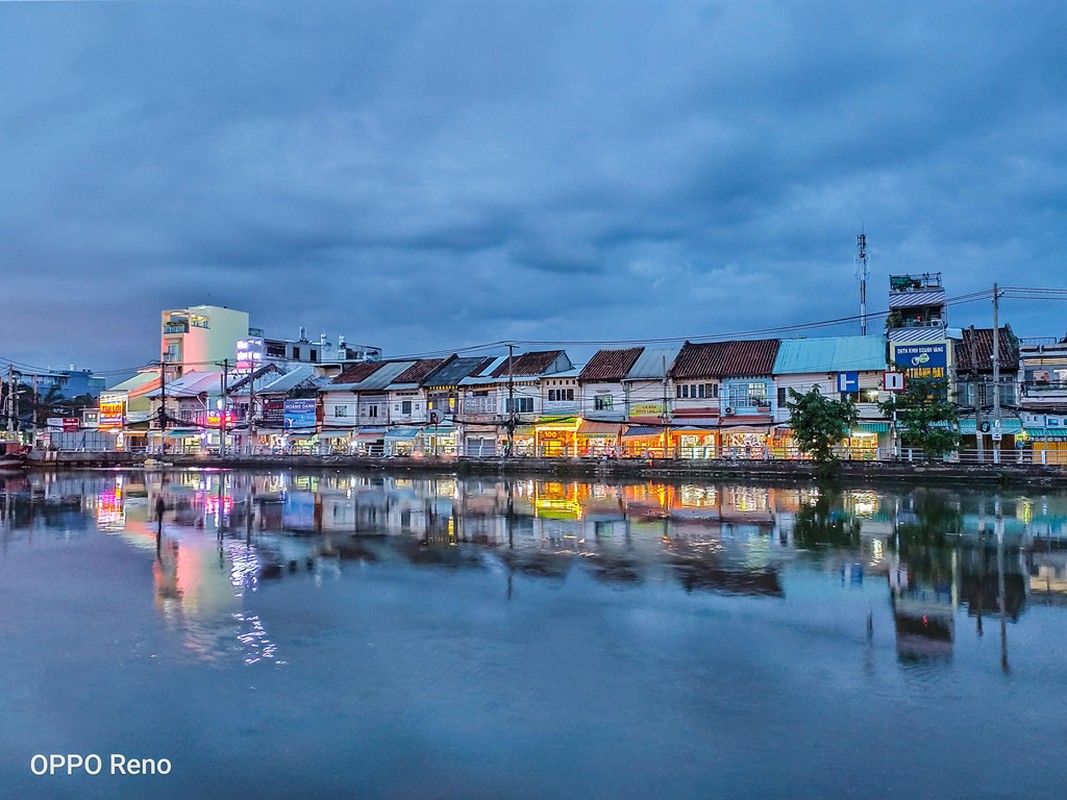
[{"left": 2, "top": 1, "right": 1065, "bottom": 373}]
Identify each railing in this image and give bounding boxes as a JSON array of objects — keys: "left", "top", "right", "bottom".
[{"left": 162, "top": 322, "right": 189, "bottom": 335}]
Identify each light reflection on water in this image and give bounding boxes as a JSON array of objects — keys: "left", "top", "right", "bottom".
[{"left": 0, "top": 469, "right": 1065, "bottom": 799}]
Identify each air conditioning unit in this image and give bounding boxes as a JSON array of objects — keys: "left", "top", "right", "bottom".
[{"left": 724, "top": 406, "right": 735, "bottom": 416}]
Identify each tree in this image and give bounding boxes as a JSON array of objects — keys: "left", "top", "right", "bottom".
[
  {"left": 786, "top": 386, "right": 857, "bottom": 475},
  {"left": 878, "top": 374, "right": 959, "bottom": 460}
]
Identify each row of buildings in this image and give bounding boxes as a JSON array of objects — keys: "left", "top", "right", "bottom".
[{"left": 33, "top": 276, "right": 1067, "bottom": 463}]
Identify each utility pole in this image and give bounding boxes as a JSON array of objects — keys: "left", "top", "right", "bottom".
[
  {"left": 220, "top": 359, "right": 230, "bottom": 458},
  {"left": 661, "top": 354, "right": 670, "bottom": 459},
  {"left": 247, "top": 367, "right": 256, "bottom": 455},
  {"left": 507, "top": 343, "right": 515, "bottom": 458},
  {"left": 159, "top": 359, "right": 168, "bottom": 452},
  {"left": 992, "top": 284, "right": 1002, "bottom": 465},
  {"left": 5, "top": 366, "right": 12, "bottom": 433},
  {"left": 31, "top": 373, "right": 38, "bottom": 444}
]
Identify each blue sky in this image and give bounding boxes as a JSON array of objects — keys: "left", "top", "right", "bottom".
[{"left": 2, "top": 1, "right": 1065, "bottom": 371}]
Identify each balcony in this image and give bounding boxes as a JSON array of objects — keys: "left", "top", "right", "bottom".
[{"left": 163, "top": 322, "right": 189, "bottom": 335}]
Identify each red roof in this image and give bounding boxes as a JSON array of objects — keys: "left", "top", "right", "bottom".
[
  {"left": 490, "top": 350, "right": 566, "bottom": 378},
  {"left": 393, "top": 358, "right": 447, "bottom": 384},
  {"left": 957, "top": 325, "right": 1019, "bottom": 372},
  {"left": 671, "top": 339, "right": 780, "bottom": 379},
  {"left": 332, "top": 361, "right": 385, "bottom": 384},
  {"left": 579, "top": 348, "right": 643, "bottom": 383}
]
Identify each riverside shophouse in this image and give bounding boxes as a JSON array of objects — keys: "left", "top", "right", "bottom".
[
  {"left": 670, "top": 339, "right": 781, "bottom": 459},
  {"left": 771, "top": 335, "right": 889, "bottom": 460},
  {"left": 458, "top": 350, "right": 574, "bottom": 457}
]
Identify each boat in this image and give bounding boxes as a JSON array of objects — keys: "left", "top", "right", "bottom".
[{"left": 0, "top": 443, "right": 31, "bottom": 469}]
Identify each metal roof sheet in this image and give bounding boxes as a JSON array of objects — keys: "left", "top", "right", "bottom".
[
  {"left": 146, "top": 370, "right": 223, "bottom": 398},
  {"left": 625, "top": 346, "right": 681, "bottom": 380},
  {"left": 773, "top": 335, "right": 887, "bottom": 374},
  {"left": 255, "top": 365, "right": 320, "bottom": 395},
  {"left": 423, "top": 356, "right": 496, "bottom": 386},
  {"left": 354, "top": 360, "right": 416, "bottom": 391}
]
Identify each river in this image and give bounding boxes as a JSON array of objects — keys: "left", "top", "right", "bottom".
[{"left": 0, "top": 469, "right": 1064, "bottom": 799}]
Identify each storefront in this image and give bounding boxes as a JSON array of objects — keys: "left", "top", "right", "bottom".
[
  {"left": 720, "top": 426, "right": 771, "bottom": 459},
  {"left": 416, "top": 425, "right": 458, "bottom": 456},
  {"left": 576, "top": 421, "right": 622, "bottom": 457},
  {"left": 1023, "top": 428, "right": 1067, "bottom": 464},
  {"left": 163, "top": 428, "right": 203, "bottom": 455},
  {"left": 318, "top": 430, "right": 353, "bottom": 454},
  {"left": 353, "top": 428, "right": 386, "bottom": 456},
  {"left": 622, "top": 425, "right": 667, "bottom": 458},
  {"left": 285, "top": 433, "right": 318, "bottom": 454},
  {"left": 463, "top": 425, "right": 499, "bottom": 457},
  {"left": 535, "top": 417, "right": 579, "bottom": 458},
  {"left": 671, "top": 426, "right": 717, "bottom": 459},
  {"left": 385, "top": 427, "right": 419, "bottom": 456}
]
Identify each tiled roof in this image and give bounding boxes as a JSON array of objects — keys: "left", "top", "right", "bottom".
[
  {"left": 958, "top": 326, "right": 1020, "bottom": 372},
  {"left": 579, "top": 348, "right": 643, "bottom": 383},
  {"left": 392, "top": 358, "right": 447, "bottom": 385},
  {"left": 671, "top": 339, "right": 780, "bottom": 379},
  {"left": 490, "top": 350, "right": 565, "bottom": 378},
  {"left": 423, "top": 356, "right": 496, "bottom": 387},
  {"left": 332, "top": 361, "right": 385, "bottom": 385}
]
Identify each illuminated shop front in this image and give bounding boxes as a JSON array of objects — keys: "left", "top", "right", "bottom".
[
  {"left": 318, "top": 430, "right": 352, "bottom": 454},
  {"left": 575, "top": 421, "right": 622, "bottom": 457},
  {"left": 416, "top": 425, "right": 458, "bottom": 456},
  {"left": 720, "top": 426, "right": 771, "bottom": 459},
  {"left": 385, "top": 427, "right": 419, "bottom": 456},
  {"left": 535, "top": 417, "right": 579, "bottom": 457},
  {"left": 838, "top": 430, "right": 878, "bottom": 460},
  {"left": 672, "top": 426, "right": 717, "bottom": 459},
  {"left": 622, "top": 425, "right": 667, "bottom": 458},
  {"left": 163, "top": 428, "right": 203, "bottom": 454}
]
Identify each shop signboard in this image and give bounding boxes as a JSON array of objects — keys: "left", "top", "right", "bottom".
[
  {"left": 284, "top": 398, "right": 317, "bottom": 430},
  {"left": 47, "top": 417, "right": 64, "bottom": 432},
  {"left": 63, "top": 417, "right": 80, "bottom": 432},
  {"left": 630, "top": 403, "right": 667, "bottom": 420},
  {"left": 98, "top": 391, "right": 128, "bottom": 430},
  {"left": 262, "top": 399, "right": 284, "bottom": 427},
  {"left": 893, "top": 343, "right": 947, "bottom": 379}
]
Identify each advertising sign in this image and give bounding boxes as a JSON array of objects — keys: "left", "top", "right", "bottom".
[
  {"left": 893, "top": 343, "right": 947, "bottom": 379},
  {"left": 262, "top": 399, "right": 285, "bottom": 427},
  {"left": 98, "top": 391, "right": 128, "bottom": 431},
  {"left": 236, "top": 337, "right": 265, "bottom": 373},
  {"left": 63, "top": 417, "right": 80, "bottom": 432},
  {"left": 630, "top": 403, "right": 666, "bottom": 418},
  {"left": 283, "top": 398, "right": 317, "bottom": 430},
  {"left": 47, "top": 417, "right": 64, "bottom": 432}
]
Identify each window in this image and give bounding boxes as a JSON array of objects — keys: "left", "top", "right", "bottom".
[
  {"left": 292, "top": 347, "right": 301, "bottom": 360},
  {"left": 310, "top": 350, "right": 318, "bottom": 363},
  {"left": 777, "top": 387, "right": 787, "bottom": 407},
  {"left": 367, "top": 404, "right": 378, "bottom": 418},
  {"left": 593, "top": 394, "right": 613, "bottom": 410},
  {"left": 401, "top": 400, "right": 412, "bottom": 415},
  {"left": 728, "top": 382, "right": 769, "bottom": 408},
  {"left": 548, "top": 388, "right": 574, "bottom": 402},
  {"left": 335, "top": 405, "right": 348, "bottom": 418},
  {"left": 676, "top": 383, "right": 716, "bottom": 399},
  {"left": 505, "top": 397, "right": 534, "bottom": 413}
]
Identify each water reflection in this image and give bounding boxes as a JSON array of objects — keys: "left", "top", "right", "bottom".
[{"left": 3, "top": 470, "right": 1067, "bottom": 670}]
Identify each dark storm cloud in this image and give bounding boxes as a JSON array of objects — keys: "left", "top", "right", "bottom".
[{"left": 1, "top": 0, "right": 1065, "bottom": 372}]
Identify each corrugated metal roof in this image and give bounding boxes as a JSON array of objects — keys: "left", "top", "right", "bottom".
[
  {"left": 579, "top": 348, "right": 643, "bottom": 383},
  {"left": 957, "top": 326, "right": 1020, "bottom": 372},
  {"left": 353, "top": 360, "right": 416, "bottom": 391},
  {"left": 625, "top": 346, "right": 681, "bottom": 380},
  {"left": 423, "top": 356, "right": 495, "bottom": 387},
  {"left": 146, "top": 370, "right": 223, "bottom": 398},
  {"left": 671, "top": 340, "right": 780, "bottom": 379},
  {"left": 332, "top": 360, "right": 385, "bottom": 385},
  {"left": 490, "top": 350, "right": 567, "bottom": 378},
  {"left": 393, "top": 358, "right": 447, "bottom": 385},
  {"left": 773, "top": 335, "right": 887, "bottom": 374},
  {"left": 107, "top": 370, "right": 161, "bottom": 394},
  {"left": 253, "top": 365, "right": 320, "bottom": 395}
]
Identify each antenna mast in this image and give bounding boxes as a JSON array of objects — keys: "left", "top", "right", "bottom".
[{"left": 856, "top": 230, "right": 869, "bottom": 335}]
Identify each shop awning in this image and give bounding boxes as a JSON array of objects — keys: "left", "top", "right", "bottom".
[
  {"left": 385, "top": 427, "right": 420, "bottom": 439},
  {"left": 164, "top": 428, "right": 200, "bottom": 438},
  {"left": 720, "top": 415, "right": 774, "bottom": 427},
  {"left": 623, "top": 425, "right": 666, "bottom": 438},
  {"left": 287, "top": 433, "right": 317, "bottom": 439},
  {"left": 672, "top": 424, "right": 717, "bottom": 433},
  {"left": 857, "top": 422, "right": 890, "bottom": 433},
  {"left": 353, "top": 431, "right": 385, "bottom": 442},
  {"left": 721, "top": 425, "right": 772, "bottom": 434},
  {"left": 514, "top": 425, "right": 535, "bottom": 436},
  {"left": 1023, "top": 427, "right": 1067, "bottom": 439},
  {"left": 318, "top": 430, "right": 353, "bottom": 440},
  {"left": 577, "top": 421, "right": 622, "bottom": 437},
  {"left": 959, "top": 419, "right": 1023, "bottom": 434}
]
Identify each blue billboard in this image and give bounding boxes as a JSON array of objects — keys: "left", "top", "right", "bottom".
[
  {"left": 893, "top": 343, "right": 947, "bottom": 378},
  {"left": 283, "top": 398, "right": 317, "bottom": 430}
]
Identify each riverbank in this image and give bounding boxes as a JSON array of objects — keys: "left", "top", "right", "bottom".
[{"left": 23, "top": 451, "right": 1067, "bottom": 487}]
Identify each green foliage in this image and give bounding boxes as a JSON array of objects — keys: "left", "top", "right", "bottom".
[
  {"left": 786, "top": 386, "right": 858, "bottom": 473},
  {"left": 878, "top": 373, "right": 959, "bottom": 459}
]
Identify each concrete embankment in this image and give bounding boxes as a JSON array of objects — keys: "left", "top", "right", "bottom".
[{"left": 24, "top": 451, "right": 1067, "bottom": 488}]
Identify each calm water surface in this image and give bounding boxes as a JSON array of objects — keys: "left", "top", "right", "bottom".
[{"left": 0, "top": 469, "right": 1064, "bottom": 799}]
